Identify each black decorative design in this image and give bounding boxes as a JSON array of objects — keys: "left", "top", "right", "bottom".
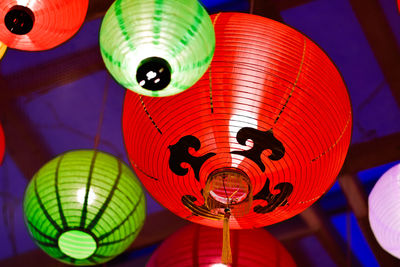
[
  {"left": 169, "top": 135, "right": 216, "bottom": 181},
  {"left": 231, "top": 128, "right": 285, "bottom": 172},
  {"left": 253, "top": 178, "right": 293, "bottom": 214}
]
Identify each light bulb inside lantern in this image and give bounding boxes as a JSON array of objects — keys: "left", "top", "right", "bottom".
[
  {"left": 211, "top": 264, "right": 228, "bottom": 267},
  {"left": 77, "top": 188, "right": 96, "bottom": 205}
]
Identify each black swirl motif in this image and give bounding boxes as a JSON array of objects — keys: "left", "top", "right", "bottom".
[{"left": 169, "top": 135, "right": 216, "bottom": 181}]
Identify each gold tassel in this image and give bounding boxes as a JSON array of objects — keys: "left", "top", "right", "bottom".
[{"left": 221, "top": 208, "right": 232, "bottom": 265}]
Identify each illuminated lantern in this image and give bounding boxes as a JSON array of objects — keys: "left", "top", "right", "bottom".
[
  {"left": 123, "top": 12, "right": 352, "bottom": 229},
  {"left": 0, "top": 42, "right": 6, "bottom": 60},
  {"left": 0, "top": 123, "right": 4, "bottom": 165},
  {"left": 0, "top": 0, "right": 88, "bottom": 51},
  {"left": 99, "top": 0, "right": 215, "bottom": 97},
  {"left": 147, "top": 224, "right": 296, "bottom": 267},
  {"left": 23, "top": 150, "right": 146, "bottom": 265},
  {"left": 369, "top": 163, "right": 400, "bottom": 259}
]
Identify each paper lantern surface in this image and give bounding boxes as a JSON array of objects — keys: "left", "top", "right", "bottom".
[
  {"left": 147, "top": 224, "right": 296, "bottom": 267},
  {"left": 369, "top": 163, "right": 400, "bottom": 259},
  {"left": 100, "top": 0, "right": 215, "bottom": 97},
  {"left": 0, "top": 0, "right": 88, "bottom": 51},
  {"left": 23, "top": 150, "right": 146, "bottom": 265},
  {"left": 0, "top": 123, "right": 4, "bottom": 165},
  {"left": 0, "top": 42, "right": 6, "bottom": 60},
  {"left": 123, "top": 12, "right": 352, "bottom": 229}
]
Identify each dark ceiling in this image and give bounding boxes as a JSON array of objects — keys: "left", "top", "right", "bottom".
[{"left": 0, "top": 0, "right": 399, "bottom": 266}]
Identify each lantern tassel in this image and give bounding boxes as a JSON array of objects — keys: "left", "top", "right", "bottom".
[{"left": 222, "top": 208, "right": 232, "bottom": 265}]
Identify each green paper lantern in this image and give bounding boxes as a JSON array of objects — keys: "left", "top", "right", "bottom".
[
  {"left": 99, "top": 0, "right": 216, "bottom": 97},
  {"left": 23, "top": 150, "right": 146, "bottom": 266}
]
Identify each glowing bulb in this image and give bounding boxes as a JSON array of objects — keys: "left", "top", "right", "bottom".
[
  {"left": 77, "top": 188, "right": 96, "bottom": 205},
  {"left": 211, "top": 264, "right": 228, "bottom": 267}
]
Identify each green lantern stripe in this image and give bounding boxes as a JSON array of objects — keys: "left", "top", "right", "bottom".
[
  {"left": 36, "top": 240, "right": 58, "bottom": 248},
  {"left": 34, "top": 178, "right": 63, "bottom": 233},
  {"left": 98, "top": 230, "right": 138, "bottom": 247},
  {"left": 153, "top": 0, "right": 164, "bottom": 44},
  {"left": 27, "top": 220, "right": 57, "bottom": 242},
  {"left": 100, "top": 46, "right": 124, "bottom": 69},
  {"left": 54, "top": 155, "right": 68, "bottom": 229},
  {"left": 172, "top": 3, "right": 204, "bottom": 57},
  {"left": 97, "top": 192, "right": 145, "bottom": 241},
  {"left": 80, "top": 151, "right": 99, "bottom": 228},
  {"left": 88, "top": 258, "right": 98, "bottom": 264},
  {"left": 93, "top": 254, "right": 108, "bottom": 259},
  {"left": 114, "top": 0, "right": 135, "bottom": 51},
  {"left": 168, "top": 48, "right": 215, "bottom": 90},
  {"left": 86, "top": 160, "right": 122, "bottom": 231},
  {"left": 180, "top": 47, "right": 215, "bottom": 71}
]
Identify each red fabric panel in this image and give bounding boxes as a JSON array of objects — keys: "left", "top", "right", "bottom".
[
  {"left": 123, "top": 12, "right": 352, "bottom": 229},
  {"left": 0, "top": 123, "right": 4, "bottom": 165}
]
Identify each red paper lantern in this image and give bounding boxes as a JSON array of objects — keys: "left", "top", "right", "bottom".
[
  {"left": 0, "top": 123, "right": 4, "bottom": 165},
  {"left": 123, "top": 13, "right": 352, "bottom": 229},
  {"left": 0, "top": 0, "right": 88, "bottom": 51},
  {"left": 147, "top": 224, "right": 296, "bottom": 267}
]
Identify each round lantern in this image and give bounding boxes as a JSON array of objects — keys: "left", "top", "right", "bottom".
[
  {"left": 122, "top": 12, "right": 352, "bottom": 229},
  {"left": 0, "top": 123, "right": 4, "bottom": 165},
  {"left": 99, "top": 0, "right": 215, "bottom": 97},
  {"left": 369, "top": 163, "right": 400, "bottom": 259},
  {"left": 0, "top": 41, "right": 6, "bottom": 60},
  {"left": 23, "top": 150, "right": 146, "bottom": 265},
  {"left": 147, "top": 224, "right": 296, "bottom": 267},
  {"left": 0, "top": 0, "right": 88, "bottom": 51}
]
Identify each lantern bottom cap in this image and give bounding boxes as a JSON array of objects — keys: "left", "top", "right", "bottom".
[
  {"left": 206, "top": 167, "right": 252, "bottom": 205},
  {"left": 58, "top": 230, "right": 97, "bottom": 259}
]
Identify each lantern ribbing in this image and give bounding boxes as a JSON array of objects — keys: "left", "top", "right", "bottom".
[{"left": 0, "top": 123, "right": 4, "bottom": 165}]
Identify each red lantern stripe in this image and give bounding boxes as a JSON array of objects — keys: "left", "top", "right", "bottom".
[{"left": 0, "top": 123, "right": 4, "bottom": 165}]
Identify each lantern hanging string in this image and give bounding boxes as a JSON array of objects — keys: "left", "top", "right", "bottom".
[
  {"left": 346, "top": 209, "right": 352, "bottom": 267},
  {"left": 93, "top": 75, "right": 110, "bottom": 151},
  {"left": 221, "top": 177, "right": 237, "bottom": 265},
  {"left": 250, "top": 0, "right": 255, "bottom": 14}
]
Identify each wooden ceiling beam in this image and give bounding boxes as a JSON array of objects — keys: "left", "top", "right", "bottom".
[
  {"left": 0, "top": 46, "right": 104, "bottom": 102},
  {"left": 252, "top": 0, "right": 284, "bottom": 22},
  {"left": 0, "top": 75, "right": 53, "bottom": 179},
  {"left": 349, "top": 0, "right": 400, "bottom": 107},
  {"left": 86, "top": 0, "right": 114, "bottom": 21},
  {"left": 300, "top": 206, "right": 363, "bottom": 267},
  {"left": 273, "top": 0, "right": 315, "bottom": 11},
  {"left": 338, "top": 174, "right": 400, "bottom": 266},
  {"left": 341, "top": 133, "right": 400, "bottom": 175}
]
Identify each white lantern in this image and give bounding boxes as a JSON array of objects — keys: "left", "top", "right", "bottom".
[{"left": 369, "top": 163, "right": 400, "bottom": 258}]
